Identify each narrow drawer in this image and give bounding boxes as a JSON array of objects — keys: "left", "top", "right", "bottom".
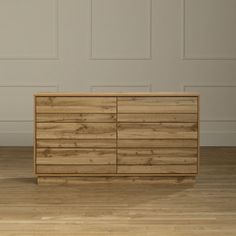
[
  {"left": 118, "top": 123, "right": 198, "bottom": 139},
  {"left": 37, "top": 113, "right": 116, "bottom": 123},
  {"left": 118, "top": 97, "right": 197, "bottom": 113},
  {"left": 118, "top": 113, "right": 197, "bottom": 123},
  {"left": 37, "top": 148, "right": 116, "bottom": 165},
  {"left": 117, "top": 165, "right": 197, "bottom": 174},
  {"left": 37, "top": 165, "right": 116, "bottom": 174},
  {"left": 117, "top": 139, "right": 198, "bottom": 148},
  {"left": 118, "top": 148, "right": 197, "bottom": 165},
  {"left": 37, "top": 139, "right": 117, "bottom": 148},
  {"left": 36, "top": 123, "right": 116, "bottom": 139},
  {"left": 36, "top": 97, "right": 116, "bottom": 113}
]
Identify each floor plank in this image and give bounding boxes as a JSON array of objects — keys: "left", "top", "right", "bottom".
[{"left": 0, "top": 147, "right": 236, "bottom": 236}]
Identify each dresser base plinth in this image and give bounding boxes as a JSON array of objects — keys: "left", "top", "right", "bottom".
[{"left": 37, "top": 176, "right": 196, "bottom": 185}]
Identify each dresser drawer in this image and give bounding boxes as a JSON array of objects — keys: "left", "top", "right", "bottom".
[
  {"left": 118, "top": 97, "right": 197, "bottom": 113},
  {"left": 37, "top": 113, "right": 116, "bottom": 123},
  {"left": 117, "top": 139, "right": 198, "bottom": 148},
  {"left": 118, "top": 113, "right": 197, "bottom": 123},
  {"left": 118, "top": 123, "right": 197, "bottom": 139},
  {"left": 117, "top": 165, "right": 197, "bottom": 174},
  {"left": 117, "top": 148, "right": 197, "bottom": 165},
  {"left": 37, "top": 139, "right": 117, "bottom": 148},
  {"left": 36, "top": 97, "right": 116, "bottom": 113},
  {"left": 36, "top": 123, "right": 116, "bottom": 139},
  {"left": 36, "top": 148, "right": 116, "bottom": 165},
  {"left": 37, "top": 165, "right": 116, "bottom": 174}
]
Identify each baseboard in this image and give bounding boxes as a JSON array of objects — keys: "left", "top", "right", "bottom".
[
  {"left": 0, "top": 133, "right": 33, "bottom": 146},
  {"left": 201, "top": 132, "right": 236, "bottom": 146}
]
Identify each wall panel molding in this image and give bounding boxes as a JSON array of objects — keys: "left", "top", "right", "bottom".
[
  {"left": 181, "top": 0, "right": 236, "bottom": 60},
  {"left": 89, "top": 0, "right": 152, "bottom": 60},
  {"left": 0, "top": 0, "right": 59, "bottom": 60}
]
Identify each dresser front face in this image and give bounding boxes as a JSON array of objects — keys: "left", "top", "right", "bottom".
[
  {"left": 34, "top": 95, "right": 199, "bottom": 177},
  {"left": 35, "top": 96, "right": 117, "bottom": 175}
]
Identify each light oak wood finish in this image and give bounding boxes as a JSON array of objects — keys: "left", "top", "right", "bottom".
[
  {"left": 118, "top": 113, "right": 198, "bottom": 123},
  {"left": 37, "top": 139, "right": 117, "bottom": 148},
  {"left": 117, "top": 148, "right": 197, "bottom": 165},
  {"left": 1, "top": 147, "right": 236, "bottom": 235},
  {"left": 37, "top": 148, "right": 116, "bottom": 165},
  {"left": 118, "top": 97, "right": 197, "bottom": 113},
  {"left": 36, "top": 123, "right": 116, "bottom": 139},
  {"left": 34, "top": 93, "right": 199, "bottom": 180},
  {"left": 117, "top": 123, "right": 197, "bottom": 139},
  {"left": 37, "top": 113, "right": 116, "bottom": 123},
  {"left": 36, "top": 97, "right": 116, "bottom": 113}
]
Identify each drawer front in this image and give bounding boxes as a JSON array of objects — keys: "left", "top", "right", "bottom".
[
  {"left": 37, "top": 139, "right": 117, "bottom": 148},
  {"left": 118, "top": 113, "right": 197, "bottom": 123},
  {"left": 118, "top": 97, "right": 197, "bottom": 113},
  {"left": 118, "top": 123, "right": 197, "bottom": 139},
  {"left": 37, "top": 165, "right": 116, "bottom": 174},
  {"left": 36, "top": 97, "right": 116, "bottom": 113},
  {"left": 117, "top": 165, "right": 197, "bottom": 174},
  {"left": 117, "top": 139, "right": 198, "bottom": 148},
  {"left": 36, "top": 123, "right": 116, "bottom": 139},
  {"left": 37, "top": 148, "right": 116, "bottom": 165},
  {"left": 37, "top": 113, "right": 116, "bottom": 123},
  {"left": 117, "top": 148, "right": 198, "bottom": 165}
]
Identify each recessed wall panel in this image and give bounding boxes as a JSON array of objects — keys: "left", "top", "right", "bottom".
[
  {"left": 0, "top": 0, "right": 58, "bottom": 59},
  {"left": 91, "top": 0, "right": 151, "bottom": 59}
]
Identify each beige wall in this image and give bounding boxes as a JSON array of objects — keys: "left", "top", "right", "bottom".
[{"left": 0, "top": 0, "right": 236, "bottom": 146}]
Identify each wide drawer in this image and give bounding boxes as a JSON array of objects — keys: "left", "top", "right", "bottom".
[
  {"left": 117, "top": 148, "right": 197, "bottom": 165},
  {"left": 117, "top": 139, "right": 198, "bottom": 148},
  {"left": 37, "top": 113, "right": 116, "bottom": 123},
  {"left": 117, "top": 165, "right": 197, "bottom": 174},
  {"left": 37, "top": 148, "right": 116, "bottom": 165},
  {"left": 36, "top": 123, "right": 116, "bottom": 139},
  {"left": 36, "top": 97, "right": 116, "bottom": 113},
  {"left": 118, "top": 113, "right": 197, "bottom": 123},
  {"left": 37, "top": 139, "right": 117, "bottom": 148},
  {"left": 118, "top": 123, "right": 197, "bottom": 139},
  {"left": 118, "top": 97, "right": 197, "bottom": 113},
  {"left": 37, "top": 165, "right": 116, "bottom": 174}
]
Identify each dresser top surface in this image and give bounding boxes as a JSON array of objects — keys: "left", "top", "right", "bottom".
[{"left": 35, "top": 92, "right": 199, "bottom": 97}]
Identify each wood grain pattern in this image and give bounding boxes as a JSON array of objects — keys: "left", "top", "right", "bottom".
[
  {"left": 118, "top": 148, "right": 197, "bottom": 165},
  {"left": 37, "top": 113, "right": 116, "bottom": 123},
  {"left": 118, "top": 123, "right": 197, "bottom": 139},
  {"left": 37, "top": 148, "right": 116, "bottom": 165},
  {"left": 118, "top": 113, "right": 197, "bottom": 122},
  {"left": 117, "top": 165, "right": 197, "bottom": 174},
  {"left": 117, "top": 139, "right": 198, "bottom": 148},
  {"left": 34, "top": 94, "right": 199, "bottom": 177},
  {"left": 37, "top": 139, "right": 117, "bottom": 148},
  {"left": 36, "top": 97, "right": 116, "bottom": 113},
  {"left": 118, "top": 97, "right": 197, "bottom": 113},
  {"left": 36, "top": 123, "right": 116, "bottom": 139},
  {"left": 37, "top": 165, "right": 116, "bottom": 174}
]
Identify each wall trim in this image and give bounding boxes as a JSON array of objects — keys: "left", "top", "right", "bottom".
[
  {"left": 89, "top": 0, "right": 152, "bottom": 60},
  {"left": 0, "top": 0, "right": 59, "bottom": 60},
  {"left": 181, "top": 0, "right": 236, "bottom": 61}
]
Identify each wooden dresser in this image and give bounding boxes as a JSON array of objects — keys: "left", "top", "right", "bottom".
[{"left": 34, "top": 93, "right": 199, "bottom": 184}]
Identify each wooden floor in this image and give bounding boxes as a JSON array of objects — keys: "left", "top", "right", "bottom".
[{"left": 0, "top": 147, "right": 236, "bottom": 236}]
